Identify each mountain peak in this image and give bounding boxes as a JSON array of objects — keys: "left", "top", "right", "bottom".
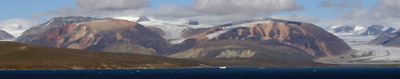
[{"left": 136, "top": 16, "right": 150, "bottom": 22}]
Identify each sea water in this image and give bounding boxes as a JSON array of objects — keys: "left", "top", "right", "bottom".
[{"left": 0, "top": 67, "right": 399, "bottom": 79}]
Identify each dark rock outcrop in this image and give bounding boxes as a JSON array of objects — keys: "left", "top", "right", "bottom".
[{"left": 187, "top": 20, "right": 200, "bottom": 25}]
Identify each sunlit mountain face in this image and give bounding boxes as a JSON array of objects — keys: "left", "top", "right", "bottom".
[{"left": 2, "top": 0, "right": 400, "bottom": 79}]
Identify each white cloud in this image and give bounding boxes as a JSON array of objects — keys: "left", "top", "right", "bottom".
[
  {"left": 47, "top": 0, "right": 150, "bottom": 17},
  {"left": 75, "top": 0, "right": 150, "bottom": 10},
  {"left": 46, "top": 0, "right": 305, "bottom": 24},
  {"left": 0, "top": 18, "right": 39, "bottom": 37},
  {"left": 314, "top": 0, "right": 400, "bottom": 28},
  {"left": 191, "top": 0, "right": 303, "bottom": 15}
]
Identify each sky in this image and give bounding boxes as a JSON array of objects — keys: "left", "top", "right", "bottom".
[
  {"left": 0, "top": 0, "right": 377, "bottom": 21},
  {"left": 2, "top": 0, "right": 400, "bottom": 37}
]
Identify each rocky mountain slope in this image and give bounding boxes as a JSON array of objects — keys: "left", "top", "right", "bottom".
[
  {"left": 15, "top": 16, "right": 111, "bottom": 43},
  {"left": 169, "top": 40, "right": 314, "bottom": 61},
  {"left": 26, "top": 19, "right": 169, "bottom": 55},
  {"left": 368, "top": 30, "right": 400, "bottom": 47},
  {"left": 172, "top": 18, "right": 351, "bottom": 58},
  {"left": 0, "top": 30, "right": 14, "bottom": 40}
]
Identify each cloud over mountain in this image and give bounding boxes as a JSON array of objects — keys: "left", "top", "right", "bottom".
[{"left": 0, "top": 18, "right": 39, "bottom": 37}]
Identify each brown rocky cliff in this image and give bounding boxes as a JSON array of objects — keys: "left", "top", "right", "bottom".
[{"left": 189, "top": 21, "right": 351, "bottom": 57}]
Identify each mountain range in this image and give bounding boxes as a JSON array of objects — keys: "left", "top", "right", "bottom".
[
  {"left": 16, "top": 16, "right": 350, "bottom": 58},
  {"left": 4, "top": 16, "right": 354, "bottom": 68}
]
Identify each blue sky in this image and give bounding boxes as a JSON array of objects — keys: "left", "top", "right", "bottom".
[{"left": 0, "top": 0, "right": 379, "bottom": 22}]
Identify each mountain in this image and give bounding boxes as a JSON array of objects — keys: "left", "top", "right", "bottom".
[
  {"left": 25, "top": 19, "right": 169, "bottom": 55},
  {"left": 170, "top": 18, "right": 351, "bottom": 58},
  {"left": 15, "top": 16, "right": 111, "bottom": 43},
  {"left": 169, "top": 40, "right": 314, "bottom": 61},
  {"left": 361, "top": 25, "right": 395, "bottom": 36},
  {"left": 0, "top": 41, "right": 202, "bottom": 69},
  {"left": 326, "top": 25, "right": 396, "bottom": 44},
  {"left": 368, "top": 30, "right": 400, "bottom": 47},
  {"left": 0, "top": 30, "right": 14, "bottom": 40}
]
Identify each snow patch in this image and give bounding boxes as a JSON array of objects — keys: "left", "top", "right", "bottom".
[
  {"left": 330, "top": 25, "right": 342, "bottom": 29},
  {"left": 170, "top": 38, "right": 188, "bottom": 44},
  {"left": 113, "top": 16, "right": 140, "bottom": 22},
  {"left": 354, "top": 25, "right": 366, "bottom": 31},
  {"left": 44, "top": 19, "right": 54, "bottom": 26}
]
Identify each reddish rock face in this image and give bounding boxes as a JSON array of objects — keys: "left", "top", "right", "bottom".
[
  {"left": 15, "top": 16, "right": 111, "bottom": 43},
  {"left": 188, "top": 20, "right": 351, "bottom": 58},
  {"left": 27, "top": 19, "right": 168, "bottom": 55}
]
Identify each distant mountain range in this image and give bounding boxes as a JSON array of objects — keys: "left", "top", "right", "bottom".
[
  {"left": 326, "top": 25, "right": 396, "bottom": 44},
  {"left": 326, "top": 25, "right": 395, "bottom": 36}
]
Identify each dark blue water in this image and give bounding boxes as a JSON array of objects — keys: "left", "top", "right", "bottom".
[{"left": 1, "top": 67, "right": 400, "bottom": 79}]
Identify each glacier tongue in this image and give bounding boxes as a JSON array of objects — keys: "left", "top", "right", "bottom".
[{"left": 350, "top": 45, "right": 400, "bottom": 62}]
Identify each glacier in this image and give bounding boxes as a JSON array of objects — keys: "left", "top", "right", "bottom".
[{"left": 114, "top": 16, "right": 214, "bottom": 44}]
